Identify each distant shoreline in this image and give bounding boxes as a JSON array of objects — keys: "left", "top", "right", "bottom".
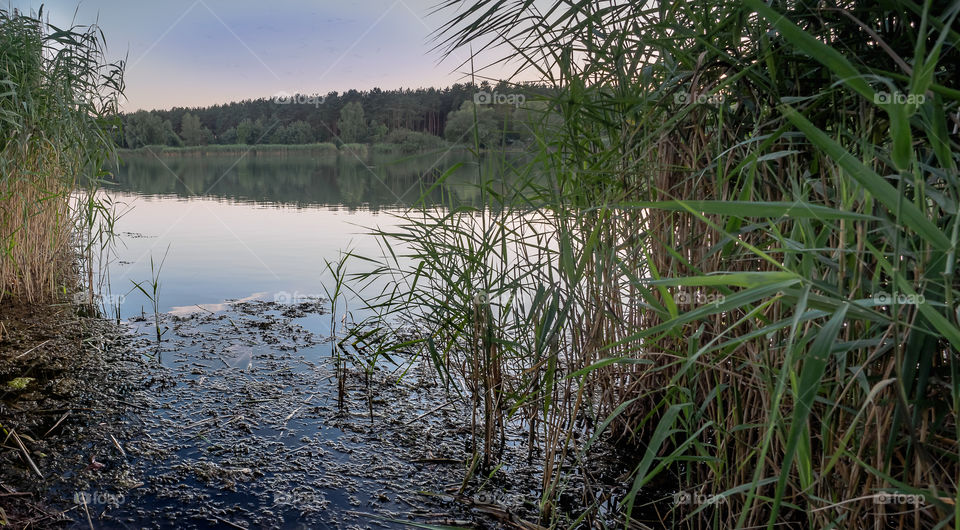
[
  {"left": 121, "top": 143, "right": 351, "bottom": 156},
  {"left": 117, "top": 143, "right": 504, "bottom": 157},
  {"left": 117, "top": 142, "right": 480, "bottom": 156}
]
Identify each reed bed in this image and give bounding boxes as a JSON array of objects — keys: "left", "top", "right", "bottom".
[
  {"left": 339, "top": 142, "right": 369, "bottom": 158},
  {"left": 0, "top": 8, "right": 123, "bottom": 305},
  {"left": 122, "top": 142, "right": 340, "bottom": 156},
  {"left": 341, "top": 1, "right": 960, "bottom": 528}
]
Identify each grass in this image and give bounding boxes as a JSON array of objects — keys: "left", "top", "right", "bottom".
[
  {"left": 122, "top": 138, "right": 460, "bottom": 157},
  {"left": 339, "top": 143, "right": 368, "bottom": 158},
  {"left": 371, "top": 142, "right": 400, "bottom": 154},
  {"left": 332, "top": 1, "right": 960, "bottom": 528},
  {"left": 120, "top": 142, "right": 339, "bottom": 156},
  {"left": 130, "top": 246, "right": 169, "bottom": 350},
  {"left": 121, "top": 141, "right": 453, "bottom": 159},
  {"left": 0, "top": 7, "right": 122, "bottom": 305},
  {"left": 322, "top": 251, "right": 350, "bottom": 408}
]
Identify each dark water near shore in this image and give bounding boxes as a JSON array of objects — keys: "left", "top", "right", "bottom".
[{"left": 90, "top": 300, "right": 489, "bottom": 529}]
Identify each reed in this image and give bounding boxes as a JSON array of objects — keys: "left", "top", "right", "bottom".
[
  {"left": 121, "top": 142, "right": 340, "bottom": 156},
  {"left": 342, "top": 1, "right": 960, "bottom": 528},
  {"left": 0, "top": 7, "right": 123, "bottom": 305},
  {"left": 339, "top": 143, "right": 369, "bottom": 158},
  {"left": 130, "top": 247, "right": 169, "bottom": 348}
]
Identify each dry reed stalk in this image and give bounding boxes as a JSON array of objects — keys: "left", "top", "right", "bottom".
[{"left": 1, "top": 143, "right": 77, "bottom": 303}]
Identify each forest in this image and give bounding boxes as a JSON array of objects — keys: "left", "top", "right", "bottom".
[{"left": 118, "top": 81, "right": 534, "bottom": 150}]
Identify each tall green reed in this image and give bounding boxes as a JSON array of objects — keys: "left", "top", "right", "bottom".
[
  {"left": 130, "top": 246, "right": 169, "bottom": 349},
  {"left": 0, "top": 7, "right": 123, "bottom": 305},
  {"left": 338, "top": 1, "right": 960, "bottom": 528}
]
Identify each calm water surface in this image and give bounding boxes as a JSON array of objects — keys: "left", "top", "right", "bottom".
[
  {"left": 104, "top": 151, "right": 482, "bottom": 319},
  {"left": 76, "top": 150, "right": 497, "bottom": 529}
]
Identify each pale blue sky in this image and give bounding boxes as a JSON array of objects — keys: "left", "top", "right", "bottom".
[{"left": 10, "top": 0, "right": 518, "bottom": 110}]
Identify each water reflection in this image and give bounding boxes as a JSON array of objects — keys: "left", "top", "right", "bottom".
[
  {"left": 102, "top": 150, "right": 511, "bottom": 319},
  {"left": 109, "top": 150, "right": 487, "bottom": 209}
]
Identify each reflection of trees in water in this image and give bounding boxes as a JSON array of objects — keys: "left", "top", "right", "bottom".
[
  {"left": 336, "top": 159, "right": 368, "bottom": 205},
  {"left": 109, "top": 152, "right": 499, "bottom": 209}
]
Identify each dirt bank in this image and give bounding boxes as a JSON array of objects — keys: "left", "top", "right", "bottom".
[{"left": 0, "top": 298, "right": 135, "bottom": 528}]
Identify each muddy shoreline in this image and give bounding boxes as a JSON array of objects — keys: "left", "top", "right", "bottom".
[
  {"left": 0, "top": 298, "right": 134, "bottom": 527},
  {"left": 1, "top": 298, "right": 639, "bottom": 529}
]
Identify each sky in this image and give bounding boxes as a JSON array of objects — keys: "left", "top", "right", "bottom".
[{"left": 9, "top": 0, "right": 517, "bottom": 111}]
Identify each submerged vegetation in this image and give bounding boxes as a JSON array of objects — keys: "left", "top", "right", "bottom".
[
  {"left": 336, "top": 0, "right": 960, "bottom": 528},
  {"left": 0, "top": 7, "right": 122, "bottom": 304}
]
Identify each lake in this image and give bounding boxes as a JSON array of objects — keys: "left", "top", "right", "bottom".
[
  {"left": 102, "top": 150, "right": 485, "bottom": 320},
  {"left": 66, "top": 150, "right": 519, "bottom": 529}
]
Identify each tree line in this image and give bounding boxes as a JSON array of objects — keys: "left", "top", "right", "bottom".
[{"left": 119, "top": 81, "right": 542, "bottom": 150}]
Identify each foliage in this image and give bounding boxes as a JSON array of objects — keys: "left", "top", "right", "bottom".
[
  {"left": 339, "top": 0, "right": 960, "bottom": 528},
  {"left": 121, "top": 142, "right": 340, "bottom": 155},
  {"left": 269, "top": 120, "right": 313, "bottom": 144},
  {"left": 338, "top": 142, "right": 368, "bottom": 158},
  {"left": 336, "top": 101, "right": 367, "bottom": 144},
  {"left": 236, "top": 117, "right": 266, "bottom": 145},
  {"left": 0, "top": 7, "right": 123, "bottom": 303},
  {"left": 443, "top": 101, "right": 498, "bottom": 147},
  {"left": 179, "top": 112, "right": 213, "bottom": 146},
  {"left": 125, "top": 110, "right": 180, "bottom": 148},
  {"left": 382, "top": 128, "right": 448, "bottom": 154},
  {"left": 369, "top": 120, "right": 388, "bottom": 142},
  {"left": 114, "top": 83, "right": 535, "bottom": 148}
]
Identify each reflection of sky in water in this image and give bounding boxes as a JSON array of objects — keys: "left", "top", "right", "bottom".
[
  {"left": 99, "top": 153, "right": 519, "bottom": 320},
  {"left": 102, "top": 191, "right": 407, "bottom": 319},
  {"left": 167, "top": 291, "right": 267, "bottom": 316}
]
